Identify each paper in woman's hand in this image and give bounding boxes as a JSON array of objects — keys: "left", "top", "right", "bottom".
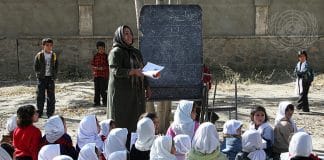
[{"left": 142, "top": 62, "right": 164, "bottom": 79}]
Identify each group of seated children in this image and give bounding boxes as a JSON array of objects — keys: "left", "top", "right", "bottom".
[{"left": 0, "top": 100, "right": 322, "bottom": 160}]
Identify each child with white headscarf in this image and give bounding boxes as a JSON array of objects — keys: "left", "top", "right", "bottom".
[
  {"left": 99, "top": 119, "right": 116, "bottom": 141},
  {"left": 235, "top": 129, "right": 266, "bottom": 160},
  {"left": 130, "top": 117, "right": 157, "bottom": 160},
  {"left": 187, "top": 122, "right": 227, "bottom": 160},
  {"left": 38, "top": 144, "right": 61, "bottom": 160},
  {"left": 76, "top": 115, "right": 103, "bottom": 152},
  {"left": 109, "top": 150, "right": 128, "bottom": 160},
  {"left": 78, "top": 143, "right": 100, "bottom": 160},
  {"left": 166, "top": 100, "right": 199, "bottom": 140},
  {"left": 104, "top": 128, "right": 128, "bottom": 159},
  {"left": 150, "top": 136, "right": 177, "bottom": 160},
  {"left": 249, "top": 106, "right": 274, "bottom": 157},
  {"left": 174, "top": 134, "right": 191, "bottom": 160},
  {"left": 41, "top": 115, "right": 77, "bottom": 159},
  {"left": 285, "top": 132, "right": 320, "bottom": 160},
  {"left": 221, "top": 119, "right": 243, "bottom": 160},
  {"left": 273, "top": 101, "right": 297, "bottom": 159},
  {"left": 1, "top": 114, "right": 17, "bottom": 144}
]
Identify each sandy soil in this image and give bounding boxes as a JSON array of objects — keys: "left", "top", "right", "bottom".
[{"left": 0, "top": 75, "right": 323, "bottom": 154}]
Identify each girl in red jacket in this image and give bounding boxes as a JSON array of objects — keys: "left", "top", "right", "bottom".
[{"left": 13, "top": 105, "right": 42, "bottom": 160}]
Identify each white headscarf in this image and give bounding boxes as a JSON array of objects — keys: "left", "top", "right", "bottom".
[
  {"left": 38, "top": 144, "right": 61, "bottom": 160},
  {"left": 289, "top": 132, "right": 312, "bottom": 158},
  {"left": 78, "top": 143, "right": 99, "bottom": 160},
  {"left": 223, "top": 119, "right": 243, "bottom": 135},
  {"left": 274, "top": 101, "right": 297, "bottom": 132},
  {"left": 108, "top": 150, "right": 127, "bottom": 160},
  {"left": 242, "top": 130, "right": 266, "bottom": 160},
  {"left": 104, "top": 128, "right": 128, "bottom": 159},
  {"left": 45, "top": 115, "right": 65, "bottom": 143},
  {"left": 99, "top": 119, "right": 113, "bottom": 137},
  {"left": 192, "top": 122, "right": 220, "bottom": 154},
  {"left": 0, "top": 146, "right": 12, "bottom": 160},
  {"left": 135, "top": 117, "right": 157, "bottom": 151},
  {"left": 6, "top": 114, "right": 17, "bottom": 133},
  {"left": 77, "top": 115, "right": 103, "bottom": 151},
  {"left": 53, "top": 155, "right": 73, "bottom": 160},
  {"left": 150, "top": 136, "right": 177, "bottom": 160},
  {"left": 171, "top": 100, "right": 195, "bottom": 139},
  {"left": 174, "top": 134, "right": 191, "bottom": 155}
]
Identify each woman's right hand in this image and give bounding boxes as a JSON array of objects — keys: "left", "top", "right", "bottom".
[{"left": 129, "top": 69, "right": 144, "bottom": 78}]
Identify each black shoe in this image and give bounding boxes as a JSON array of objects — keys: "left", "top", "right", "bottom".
[{"left": 302, "top": 109, "right": 310, "bottom": 112}]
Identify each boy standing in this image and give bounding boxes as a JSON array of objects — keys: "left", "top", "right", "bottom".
[
  {"left": 91, "top": 41, "right": 109, "bottom": 106},
  {"left": 34, "top": 38, "right": 58, "bottom": 118}
]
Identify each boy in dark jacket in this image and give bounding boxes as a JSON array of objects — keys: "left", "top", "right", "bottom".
[
  {"left": 34, "top": 38, "right": 58, "bottom": 118},
  {"left": 91, "top": 41, "right": 109, "bottom": 106}
]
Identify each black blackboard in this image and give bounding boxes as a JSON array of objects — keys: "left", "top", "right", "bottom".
[{"left": 139, "top": 5, "right": 203, "bottom": 100}]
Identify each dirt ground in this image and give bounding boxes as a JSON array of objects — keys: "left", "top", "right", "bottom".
[{"left": 0, "top": 75, "right": 323, "bottom": 154}]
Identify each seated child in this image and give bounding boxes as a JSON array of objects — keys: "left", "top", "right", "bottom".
[
  {"left": 13, "top": 105, "right": 42, "bottom": 160},
  {"left": 221, "top": 119, "right": 243, "bottom": 160},
  {"left": 78, "top": 143, "right": 102, "bottom": 160},
  {"left": 99, "top": 119, "right": 116, "bottom": 141},
  {"left": 174, "top": 134, "right": 191, "bottom": 160},
  {"left": 150, "top": 136, "right": 177, "bottom": 160},
  {"left": 249, "top": 106, "right": 274, "bottom": 157},
  {"left": 1, "top": 114, "right": 17, "bottom": 145},
  {"left": 41, "top": 115, "right": 77, "bottom": 159},
  {"left": 235, "top": 129, "right": 266, "bottom": 160},
  {"left": 104, "top": 128, "right": 128, "bottom": 159},
  {"left": 130, "top": 117, "right": 157, "bottom": 160},
  {"left": 187, "top": 122, "right": 227, "bottom": 160},
  {"left": 76, "top": 115, "right": 104, "bottom": 152},
  {"left": 273, "top": 101, "right": 297, "bottom": 159},
  {"left": 285, "top": 132, "right": 320, "bottom": 160},
  {"left": 166, "top": 100, "right": 199, "bottom": 140}
]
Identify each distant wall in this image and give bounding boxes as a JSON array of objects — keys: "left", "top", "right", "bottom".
[{"left": 0, "top": 0, "right": 323, "bottom": 81}]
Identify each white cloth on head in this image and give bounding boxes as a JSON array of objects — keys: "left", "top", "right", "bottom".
[
  {"left": 249, "top": 121, "right": 274, "bottom": 147},
  {"left": 223, "top": 119, "right": 243, "bottom": 135},
  {"left": 289, "top": 132, "right": 312, "bottom": 158},
  {"left": 150, "top": 136, "right": 177, "bottom": 160},
  {"left": 78, "top": 143, "right": 99, "bottom": 160},
  {"left": 6, "top": 114, "right": 17, "bottom": 133},
  {"left": 242, "top": 130, "right": 266, "bottom": 160},
  {"left": 174, "top": 134, "right": 191, "bottom": 155},
  {"left": 77, "top": 115, "right": 103, "bottom": 151},
  {"left": 192, "top": 122, "right": 220, "bottom": 154},
  {"left": 45, "top": 115, "right": 65, "bottom": 143},
  {"left": 53, "top": 155, "right": 73, "bottom": 160},
  {"left": 99, "top": 119, "right": 113, "bottom": 137},
  {"left": 274, "top": 101, "right": 297, "bottom": 132},
  {"left": 134, "top": 117, "right": 157, "bottom": 151},
  {"left": 171, "top": 100, "right": 195, "bottom": 139},
  {"left": 38, "top": 144, "right": 61, "bottom": 160},
  {"left": 0, "top": 146, "right": 12, "bottom": 160},
  {"left": 104, "top": 128, "right": 128, "bottom": 159},
  {"left": 108, "top": 150, "right": 127, "bottom": 160}
]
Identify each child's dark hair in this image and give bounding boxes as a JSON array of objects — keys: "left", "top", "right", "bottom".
[
  {"left": 285, "top": 104, "right": 295, "bottom": 112},
  {"left": 16, "top": 105, "right": 37, "bottom": 128},
  {"left": 42, "top": 38, "right": 53, "bottom": 45},
  {"left": 96, "top": 41, "right": 105, "bottom": 49},
  {"left": 298, "top": 50, "right": 308, "bottom": 59},
  {"left": 250, "top": 105, "right": 269, "bottom": 122}
]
